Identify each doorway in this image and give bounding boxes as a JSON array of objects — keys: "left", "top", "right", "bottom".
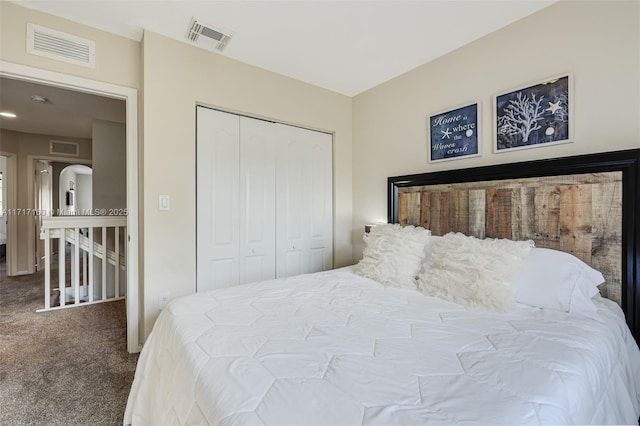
[
  {"left": 57, "top": 163, "right": 93, "bottom": 215},
  {"left": 33, "top": 161, "right": 94, "bottom": 273},
  {"left": 0, "top": 61, "right": 140, "bottom": 353}
]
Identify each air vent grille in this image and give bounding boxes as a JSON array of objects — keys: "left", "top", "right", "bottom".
[
  {"left": 50, "top": 140, "right": 79, "bottom": 157},
  {"left": 27, "top": 23, "right": 95, "bottom": 68},
  {"left": 185, "top": 18, "right": 233, "bottom": 51}
]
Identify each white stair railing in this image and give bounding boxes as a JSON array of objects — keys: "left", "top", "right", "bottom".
[{"left": 38, "top": 216, "right": 127, "bottom": 312}]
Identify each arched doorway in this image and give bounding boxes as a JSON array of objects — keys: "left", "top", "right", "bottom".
[{"left": 58, "top": 164, "right": 93, "bottom": 215}]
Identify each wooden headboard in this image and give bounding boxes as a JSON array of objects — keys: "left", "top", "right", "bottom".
[{"left": 388, "top": 149, "right": 640, "bottom": 343}]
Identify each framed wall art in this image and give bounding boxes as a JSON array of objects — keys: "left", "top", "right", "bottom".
[
  {"left": 428, "top": 102, "right": 481, "bottom": 163},
  {"left": 494, "top": 74, "right": 573, "bottom": 153}
]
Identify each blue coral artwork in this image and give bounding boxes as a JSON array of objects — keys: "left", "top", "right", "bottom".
[
  {"left": 429, "top": 102, "right": 480, "bottom": 163},
  {"left": 495, "top": 75, "right": 572, "bottom": 152}
]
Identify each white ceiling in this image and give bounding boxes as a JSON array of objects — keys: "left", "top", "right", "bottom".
[
  {"left": 11, "top": 0, "right": 557, "bottom": 97},
  {"left": 0, "top": 77, "right": 125, "bottom": 139}
]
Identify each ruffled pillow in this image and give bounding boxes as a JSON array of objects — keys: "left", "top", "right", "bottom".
[
  {"left": 356, "top": 223, "right": 432, "bottom": 290},
  {"left": 417, "top": 232, "right": 533, "bottom": 312}
]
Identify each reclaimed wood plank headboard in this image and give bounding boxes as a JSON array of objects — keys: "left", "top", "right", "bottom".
[{"left": 388, "top": 149, "right": 640, "bottom": 343}]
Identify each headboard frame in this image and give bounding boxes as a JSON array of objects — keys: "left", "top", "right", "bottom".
[{"left": 388, "top": 149, "right": 640, "bottom": 343}]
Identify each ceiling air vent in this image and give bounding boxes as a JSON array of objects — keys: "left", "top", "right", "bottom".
[
  {"left": 50, "top": 140, "right": 79, "bottom": 157},
  {"left": 27, "top": 23, "right": 95, "bottom": 68},
  {"left": 185, "top": 18, "right": 233, "bottom": 51}
]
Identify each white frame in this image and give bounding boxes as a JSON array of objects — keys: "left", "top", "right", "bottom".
[
  {"left": 428, "top": 101, "right": 482, "bottom": 163},
  {"left": 0, "top": 61, "right": 140, "bottom": 353},
  {"left": 493, "top": 73, "right": 573, "bottom": 153},
  {"left": 0, "top": 153, "right": 16, "bottom": 275}
]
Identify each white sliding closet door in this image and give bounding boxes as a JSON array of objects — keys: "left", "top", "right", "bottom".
[
  {"left": 276, "top": 124, "right": 333, "bottom": 278},
  {"left": 196, "top": 107, "right": 240, "bottom": 291},
  {"left": 239, "top": 117, "right": 276, "bottom": 284}
]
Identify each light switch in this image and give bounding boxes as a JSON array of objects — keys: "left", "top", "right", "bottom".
[{"left": 159, "top": 194, "right": 170, "bottom": 211}]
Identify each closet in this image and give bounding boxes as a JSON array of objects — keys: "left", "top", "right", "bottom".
[{"left": 196, "top": 106, "right": 333, "bottom": 292}]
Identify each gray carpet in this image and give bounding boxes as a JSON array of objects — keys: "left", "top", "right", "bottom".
[{"left": 0, "top": 259, "right": 139, "bottom": 425}]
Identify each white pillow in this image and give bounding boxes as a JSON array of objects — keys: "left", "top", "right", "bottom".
[
  {"left": 513, "top": 247, "right": 604, "bottom": 317},
  {"left": 356, "top": 223, "right": 431, "bottom": 290},
  {"left": 417, "top": 232, "right": 533, "bottom": 312}
]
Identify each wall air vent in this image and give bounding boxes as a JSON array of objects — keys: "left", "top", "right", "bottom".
[
  {"left": 185, "top": 18, "right": 233, "bottom": 51},
  {"left": 50, "top": 140, "right": 79, "bottom": 157},
  {"left": 27, "top": 23, "right": 95, "bottom": 68}
]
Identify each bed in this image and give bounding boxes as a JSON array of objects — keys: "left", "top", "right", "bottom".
[{"left": 125, "top": 149, "right": 640, "bottom": 425}]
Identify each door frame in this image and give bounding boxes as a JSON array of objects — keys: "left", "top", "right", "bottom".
[
  {"left": 0, "top": 153, "right": 16, "bottom": 276},
  {"left": 29, "top": 156, "right": 92, "bottom": 272},
  {"left": 0, "top": 61, "right": 141, "bottom": 353},
  {"left": 33, "top": 159, "right": 52, "bottom": 273}
]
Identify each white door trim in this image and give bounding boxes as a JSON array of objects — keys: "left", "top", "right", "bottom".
[
  {"left": 0, "top": 152, "right": 17, "bottom": 276},
  {"left": 0, "top": 61, "right": 141, "bottom": 353}
]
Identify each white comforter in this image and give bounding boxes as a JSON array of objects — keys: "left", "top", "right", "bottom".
[{"left": 125, "top": 268, "right": 640, "bottom": 425}]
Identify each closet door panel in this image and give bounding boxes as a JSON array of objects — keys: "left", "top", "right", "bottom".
[
  {"left": 276, "top": 125, "right": 333, "bottom": 277},
  {"left": 239, "top": 117, "right": 276, "bottom": 284},
  {"left": 196, "top": 107, "right": 240, "bottom": 291},
  {"left": 307, "top": 132, "right": 333, "bottom": 273},
  {"left": 211, "top": 259, "right": 236, "bottom": 288},
  {"left": 284, "top": 250, "right": 304, "bottom": 277},
  {"left": 309, "top": 247, "right": 326, "bottom": 273},
  {"left": 283, "top": 141, "right": 305, "bottom": 243},
  {"left": 276, "top": 129, "right": 309, "bottom": 277}
]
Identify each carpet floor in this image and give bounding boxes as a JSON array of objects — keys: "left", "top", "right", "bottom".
[{"left": 0, "top": 259, "right": 139, "bottom": 425}]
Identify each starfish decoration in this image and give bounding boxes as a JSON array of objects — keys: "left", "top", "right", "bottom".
[
  {"left": 441, "top": 128, "right": 452, "bottom": 139},
  {"left": 546, "top": 101, "right": 562, "bottom": 114}
]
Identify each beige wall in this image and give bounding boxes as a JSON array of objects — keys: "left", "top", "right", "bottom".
[
  {"left": 0, "top": 129, "right": 91, "bottom": 274},
  {"left": 92, "top": 119, "right": 126, "bottom": 210},
  {"left": 142, "top": 31, "right": 353, "bottom": 337},
  {"left": 0, "top": 1, "right": 140, "bottom": 89},
  {"left": 352, "top": 0, "right": 640, "bottom": 259}
]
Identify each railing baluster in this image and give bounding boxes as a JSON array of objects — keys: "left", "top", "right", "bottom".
[
  {"left": 44, "top": 228, "right": 51, "bottom": 309},
  {"left": 123, "top": 227, "right": 127, "bottom": 296},
  {"left": 88, "top": 228, "right": 94, "bottom": 302},
  {"left": 102, "top": 226, "right": 107, "bottom": 301},
  {"left": 115, "top": 226, "right": 120, "bottom": 298},
  {"left": 59, "top": 230, "right": 65, "bottom": 307},
  {"left": 82, "top": 229, "right": 88, "bottom": 299},
  {"left": 70, "top": 232, "right": 75, "bottom": 292},
  {"left": 74, "top": 228, "right": 80, "bottom": 305}
]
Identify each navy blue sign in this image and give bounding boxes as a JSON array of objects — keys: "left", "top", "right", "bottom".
[{"left": 429, "top": 103, "right": 479, "bottom": 162}]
